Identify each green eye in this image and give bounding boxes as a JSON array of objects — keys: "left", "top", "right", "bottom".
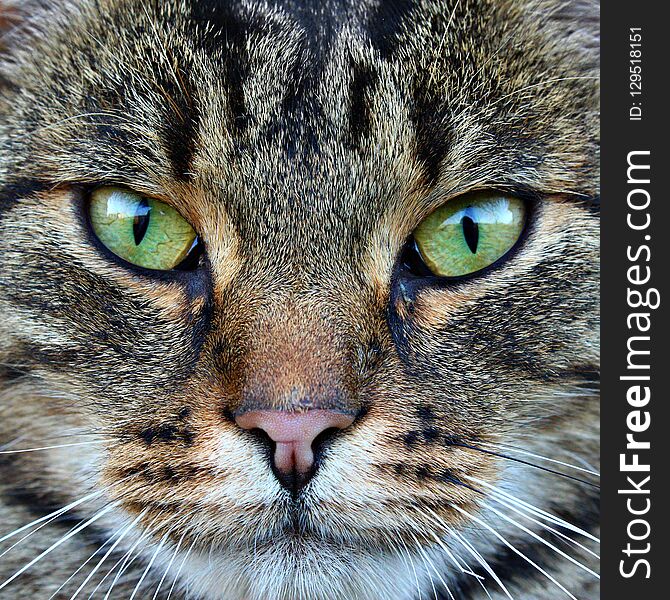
[
  {"left": 89, "top": 187, "right": 200, "bottom": 271},
  {"left": 413, "top": 192, "right": 526, "bottom": 278}
]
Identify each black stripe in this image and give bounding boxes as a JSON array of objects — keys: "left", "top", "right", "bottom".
[
  {"left": 410, "top": 75, "right": 453, "bottom": 188},
  {"left": 159, "top": 66, "right": 200, "bottom": 182},
  {"left": 279, "top": 10, "right": 333, "bottom": 130},
  {"left": 346, "top": 61, "right": 378, "bottom": 149},
  {"left": 365, "top": 0, "right": 418, "bottom": 58},
  {"left": 188, "top": 1, "right": 250, "bottom": 138},
  {"left": 275, "top": 1, "right": 344, "bottom": 151},
  {"left": 557, "top": 364, "right": 601, "bottom": 384},
  {"left": 0, "top": 364, "right": 28, "bottom": 383},
  {"left": 0, "top": 455, "right": 101, "bottom": 538},
  {"left": 188, "top": 0, "right": 248, "bottom": 54},
  {"left": 281, "top": 37, "right": 313, "bottom": 118},
  {"left": 0, "top": 179, "right": 50, "bottom": 214},
  {"left": 580, "top": 193, "right": 601, "bottom": 214}
]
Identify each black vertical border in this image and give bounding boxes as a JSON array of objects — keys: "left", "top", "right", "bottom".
[{"left": 601, "top": 3, "right": 668, "bottom": 598}]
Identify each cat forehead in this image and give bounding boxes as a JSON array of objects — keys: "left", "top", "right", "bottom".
[
  {"left": 79, "top": 0, "right": 466, "bottom": 179},
  {"left": 1, "top": 0, "right": 598, "bottom": 229}
]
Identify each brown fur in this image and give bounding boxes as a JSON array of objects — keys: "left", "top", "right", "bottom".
[{"left": 0, "top": 1, "right": 599, "bottom": 598}]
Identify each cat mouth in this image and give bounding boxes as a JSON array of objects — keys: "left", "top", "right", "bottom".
[{"left": 121, "top": 496, "right": 399, "bottom": 557}]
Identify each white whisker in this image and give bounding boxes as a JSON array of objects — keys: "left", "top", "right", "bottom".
[
  {"left": 425, "top": 507, "right": 513, "bottom": 600},
  {"left": 490, "top": 76, "right": 599, "bottom": 108},
  {"left": 479, "top": 442, "right": 599, "bottom": 477},
  {"left": 2, "top": 112, "right": 118, "bottom": 144},
  {"left": 481, "top": 500, "right": 599, "bottom": 578},
  {"left": 165, "top": 537, "right": 197, "bottom": 600},
  {"left": 47, "top": 518, "right": 131, "bottom": 600},
  {"left": 412, "top": 539, "right": 439, "bottom": 600},
  {"left": 101, "top": 513, "right": 165, "bottom": 600},
  {"left": 0, "top": 503, "right": 117, "bottom": 592},
  {"left": 485, "top": 487, "right": 599, "bottom": 559},
  {"left": 0, "top": 509, "right": 81, "bottom": 563},
  {"left": 418, "top": 511, "right": 482, "bottom": 580},
  {"left": 409, "top": 530, "right": 455, "bottom": 600},
  {"left": 0, "top": 441, "right": 103, "bottom": 454},
  {"left": 396, "top": 535, "right": 424, "bottom": 600},
  {"left": 468, "top": 476, "right": 599, "bottom": 543},
  {"left": 427, "top": 0, "right": 462, "bottom": 87},
  {"left": 68, "top": 509, "right": 148, "bottom": 599},
  {"left": 0, "top": 488, "right": 108, "bottom": 545},
  {"left": 129, "top": 515, "right": 180, "bottom": 600},
  {"left": 452, "top": 504, "right": 577, "bottom": 600},
  {"left": 151, "top": 531, "right": 186, "bottom": 600}
]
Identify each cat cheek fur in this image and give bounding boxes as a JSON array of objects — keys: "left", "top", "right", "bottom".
[{"left": 0, "top": 1, "right": 599, "bottom": 599}]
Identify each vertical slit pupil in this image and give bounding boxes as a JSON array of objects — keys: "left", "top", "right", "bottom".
[
  {"left": 461, "top": 212, "right": 479, "bottom": 254},
  {"left": 133, "top": 197, "right": 151, "bottom": 246}
]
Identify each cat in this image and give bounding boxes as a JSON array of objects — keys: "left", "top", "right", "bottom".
[{"left": 0, "top": 1, "right": 599, "bottom": 598}]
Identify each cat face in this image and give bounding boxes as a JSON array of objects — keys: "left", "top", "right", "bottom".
[{"left": 0, "top": 1, "right": 599, "bottom": 599}]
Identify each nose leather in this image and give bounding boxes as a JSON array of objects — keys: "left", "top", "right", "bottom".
[{"left": 235, "top": 409, "right": 355, "bottom": 475}]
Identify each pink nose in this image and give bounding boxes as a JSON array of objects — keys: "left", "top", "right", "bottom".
[{"left": 234, "top": 410, "right": 355, "bottom": 475}]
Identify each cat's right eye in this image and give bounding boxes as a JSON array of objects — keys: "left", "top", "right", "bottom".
[{"left": 88, "top": 187, "right": 202, "bottom": 271}]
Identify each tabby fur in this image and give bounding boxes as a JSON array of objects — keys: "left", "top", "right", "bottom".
[{"left": 0, "top": 1, "right": 599, "bottom": 598}]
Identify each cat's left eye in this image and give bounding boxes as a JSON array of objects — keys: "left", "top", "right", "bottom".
[
  {"left": 88, "top": 187, "right": 202, "bottom": 271},
  {"left": 408, "top": 191, "right": 527, "bottom": 279}
]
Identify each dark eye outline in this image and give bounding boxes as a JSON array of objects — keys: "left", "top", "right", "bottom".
[
  {"left": 80, "top": 185, "right": 207, "bottom": 281},
  {"left": 398, "top": 191, "right": 537, "bottom": 286}
]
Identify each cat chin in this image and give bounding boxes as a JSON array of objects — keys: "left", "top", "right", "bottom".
[{"left": 155, "top": 539, "right": 442, "bottom": 600}]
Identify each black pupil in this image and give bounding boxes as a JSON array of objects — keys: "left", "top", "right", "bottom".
[
  {"left": 133, "top": 197, "right": 151, "bottom": 246},
  {"left": 461, "top": 210, "right": 479, "bottom": 254}
]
